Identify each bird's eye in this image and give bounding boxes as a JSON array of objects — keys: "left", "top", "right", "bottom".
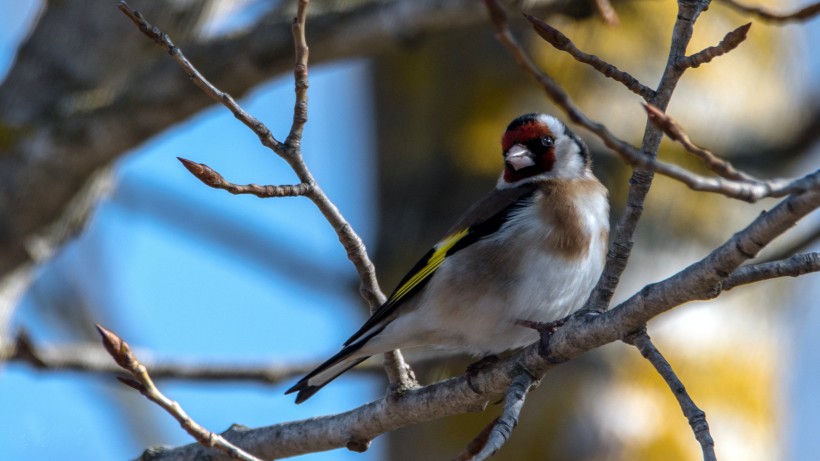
[{"left": 541, "top": 136, "right": 554, "bottom": 147}]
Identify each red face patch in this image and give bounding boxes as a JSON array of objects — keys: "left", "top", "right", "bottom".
[
  {"left": 501, "top": 119, "right": 557, "bottom": 183},
  {"left": 501, "top": 121, "right": 554, "bottom": 154}
]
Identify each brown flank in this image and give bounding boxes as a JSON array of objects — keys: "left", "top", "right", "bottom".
[{"left": 537, "top": 178, "right": 605, "bottom": 259}]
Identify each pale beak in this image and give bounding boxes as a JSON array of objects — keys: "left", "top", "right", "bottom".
[{"left": 505, "top": 144, "right": 535, "bottom": 171}]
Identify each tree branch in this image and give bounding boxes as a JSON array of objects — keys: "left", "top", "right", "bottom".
[
  {"left": 677, "top": 22, "right": 751, "bottom": 70},
  {"left": 641, "top": 102, "right": 756, "bottom": 182},
  {"left": 486, "top": 0, "right": 782, "bottom": 313},
  {"left": 722, "top": 252, "right": 820, "bottom": 291},
  {"left": 624, "top": 330, "right": 716, "bottom": 461},
  {"left": 132, "top": 185, "right": 820, "bottom": 460},
  {"left": 523, "top": 14, "right": 654, "bottom": 99},
  {"left": 117, "top": 0, "right": 414, "bottom": 396},
  {"left": 285, "top": 0, "right": 309, "bottom": 147},
  {"left": 591, "top": 0, "right": 709, "bottom": 311},
  {"left": 641, "top": 102, "right": 819, "bottom": 200},
  {"left": 2, "top": 330, "right": 323, "bottom": 384},
  {"left": 0, "top": 0, "right": 514, "bottom": 281},
  {"left": 470, "top": 371, "right": 534, "bottom": 461},
  {"left": 117, "top": 2, "right": 286, "bottom": 156},
  {"left": 177, "top": 158, "right": 311, "bottom": 198},
  {"left": 96, "top": 325, "right": 264, "bottom": 461}
]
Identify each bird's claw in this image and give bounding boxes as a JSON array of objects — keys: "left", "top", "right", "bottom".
[
  {"left": 515, "top": 317, "right": 567, "bottom": 335},
  {"left": 466, "top": 354, "right": 500, "bottom": 394}
]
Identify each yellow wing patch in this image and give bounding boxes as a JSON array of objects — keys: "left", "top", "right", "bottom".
[{"left": 389, "top": 228, "right": 469, "bottom": 304}]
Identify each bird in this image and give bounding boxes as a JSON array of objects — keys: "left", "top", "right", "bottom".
[{"left": 286, "top": 113, "right": 609, "bottom": 404}]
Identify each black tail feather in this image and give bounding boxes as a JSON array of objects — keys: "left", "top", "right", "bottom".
[{"left": 286, "top": 356, "right": 369, "bottom": 404}]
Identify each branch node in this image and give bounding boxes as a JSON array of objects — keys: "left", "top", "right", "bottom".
[
  {"left": 677, "top": 22, "right": 751, "bottom": 69},
  {"left": 95, "top": 323, "right": 138, "bottom": 371},
  {"left": 11, "top": 330, "right": 46, "bottom": 368},
  {"left": 117, "top": 376, "right": 147, "bottom": 393},
  {"left": 524, "top": 13, "right": 654, "bottom": 99},
  {"left": 345, "top": 437, "right": 371, "bottom": 453}
]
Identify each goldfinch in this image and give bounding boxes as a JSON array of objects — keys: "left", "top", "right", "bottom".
[{"left": 287, "top": 113, "right": 609, "bottom": 404}]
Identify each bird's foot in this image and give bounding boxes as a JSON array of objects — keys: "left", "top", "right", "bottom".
[
  {"left": 386, "top": 362, "right": 420, "bottom": 399},
  {"left": 572, "top": 308, "right": 602, "bottom": 321},
  {"left": 515, "top": 317, "right": 567, "bottom": 335},
  {"left": 466, "top": 354, "right": 500, "bottom": 394},
  {"left": 516, "top": 317, "right": 571, "bottom": 361}
]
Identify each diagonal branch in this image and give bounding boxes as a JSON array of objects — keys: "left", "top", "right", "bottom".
[
  {"left": 718, "top": 0, "right": 820, "bottom": 23},
  {"left": 523, "top": 14, "right": 654, "bottom": 99},
  {"left": 117, "top": 0, "right": 413, "bottom": 395},
  {"left": 117, "top": 3, "right": 285, "bottom": 156},
  {"left": 470, "top": 371, "right": 534, "bottom": 461},
  {"left": 285, "top": 0, "right": 309, "bottom": 147},
  {"left": 642, "top": 102, "right": 756, "bottom": 182},
  {"left": 677, "top": 22, "right": 751, "bottom": 70},
  {"left": 641, "top": 102, "right": 820, "bottom": 200},
  {"left": 96, "top": 325, "right": 263, "bottom": 461},
  {"left": 131, "top": 184, "right": 820, "bottom": 461},
  {"left": 487, "top": 1, "right": 820, "bottom": 317},
  {"left": 177, "top": 158, "right": 311, "bottom": 198},
  {"left": 595, "top": 0, "right": 710, "bottom": 311},
  {"left": 625, "top": 330, "right": 716, "bottom": 461},
  {"left": 4, "top": 330, "right": 318, "bottom": 384},
  {"left": 722, "top": 252, "right": 820, "bottom": 291}
]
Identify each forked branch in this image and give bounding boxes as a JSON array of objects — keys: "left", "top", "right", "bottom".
[
  {"left": 117, "top": 0, "right": 413, "bottom": 403},
  {"left": 523, "top": 14, "right": 654, "bottom": 99},
  {"left": 96, "top": 325, "right": 263, "bottom": 461},
  {"left": 625, "top": 330, "right": 716, "bottom": 461},
  {"left": 677, "top": 22, "right": 751, "bottom": 69}
]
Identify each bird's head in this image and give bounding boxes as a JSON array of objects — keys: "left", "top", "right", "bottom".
[{"left": 498, "top": 113, "right": 591, "bottom": 188}]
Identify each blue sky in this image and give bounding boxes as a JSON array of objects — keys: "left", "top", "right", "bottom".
[{"left": 0, "top": 2, "right": 383, "bottom": 459}]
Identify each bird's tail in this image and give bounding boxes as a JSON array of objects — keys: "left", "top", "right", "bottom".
[{"left": 286, "top": 343, "right": 371, "bottom": 404}]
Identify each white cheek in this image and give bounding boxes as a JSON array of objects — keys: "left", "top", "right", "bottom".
[{"left": 551, "top": 138, "right": 585, "bottom": 178}]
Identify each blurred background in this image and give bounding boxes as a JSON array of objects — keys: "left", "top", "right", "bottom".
[{"left": 0, "top": 0, "right": 818, "bottom": 460}]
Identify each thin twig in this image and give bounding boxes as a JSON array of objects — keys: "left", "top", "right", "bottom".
[
  {"left": 593, "top": 0, "right": 709, "bottom": 312},
  {"left": 471, "top": 371, "right": 534, "bottom": 461},
  {"left": 3, "top": 329, "right": 462, "bottom": 384},
  {"left": 177, "top": 158, "right": 311, "bottom": 198},
  {"left": 641, "top": 103, "right": 820, "bottom": 199},
  {"left": 677, "top": 23, "right": 751, "bottom": 69},
  {"left": 117, "top": 2, "right": 284, "bottom": 156},
  {"left": 523, "top": 13, "right": 654, "bottom": 99},
  {"left": 117, "top": 0, "right": 412, "bottom": 387},
  {"left": 487, "top": 0, "right": 808, "bottom": 309},
  {"left": 718, "top": 0, "right": 820, "bottom": 23},
  {"left": 3, "top": 330, "right": 321, "bottom": 383},
  {"left": 130, "top": 186, "right": 820, "bottom": 460},
  {"left": 642, "top": 102, "right": 755, "bottom": 181},
  {"left": 722, "top": 252, "right": 820, "bottom": 291},
  {"left": 118, "top": 0, "right": 385, "bottom": 306},
  {"left": 285, "top": 0, "right": 309, "bottom": 147},
  {"left": 625, "top": 330, "right": 716, "bottom": 461},
  {"left": 95, "top": 324, "right": 263, "bottom": 461}
]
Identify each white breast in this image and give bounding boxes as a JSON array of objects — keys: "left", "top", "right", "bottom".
[{"left": 368, "top": 185, "right": 609, "bottom": 356}]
